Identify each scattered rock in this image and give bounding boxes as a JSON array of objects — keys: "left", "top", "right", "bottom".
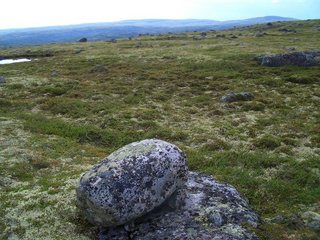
[
  {"left": 270, "top": 215, "right": 286, "bottom": 223},
  {"left": 287, "top": 214, "right": 304, "bottom": 228},
  {"left": 221, "top": 92, "right": 254, "bottom": 103},
  {"left": 99, "top": 172, "right": 259, "bottom": 240},
  {"left": 90, "top": 64, "right": 109, "bottom": 73},
  {"left": 269, "top": 213, "right": 307, "bottom": 229},
  {"left": 193, "top": 36, "right": 205, "bottom": 41},
  {"left": 285, "top": 47, "right": 296, "bottom": 51},
  {"left": 79, "top": 38, "right": 88, "bottom": 42},
  {"left": 76, "top": 139, "right": 188, "bottom": 228},
  {"left": 279, "top": 28, "right": 297, "bottom": 33},
  {"left": 51, "top": 71, "right": 59, "bottom": 77},
  {"left": 106, "top": 39, "right": 117, "bottom": 43},
  {"left": 0, "top": 76, "right": 6, "bottom": 84},
  {"left": 302, "top": 211, "right": 320, "bottom": 230},
  {"left": 74, "top": 48, "right": 84, "bottom": 54},
  {"left": 201, "top": 32, "right": 207, "bottom": 37},
  {"left": 255, "top": 32, "right": 267, "bottom": 37},
  {"left": 256, "top": 51, "right": 320, "bottom": 67},
  {"left": 205, "top": 76, "right": 214, "bottom": 80}
]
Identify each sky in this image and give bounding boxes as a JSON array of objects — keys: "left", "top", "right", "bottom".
[{"left": 1, "top": 0, "right": 319, "bottom": 29}]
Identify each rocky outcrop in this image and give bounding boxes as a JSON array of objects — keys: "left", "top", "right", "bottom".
[
  {"left": 99, "top": 172, "right": 259, "bottom": 240},
  {"left": 221, "top": 92, "right": 254, "bottom": 103},
  {"left": 76, "top": 139, "right": 259, "bottom": 239},
  {"left": 76, "top": 139, "right": 188, "bottom": 227},
  {"left": 256, "top": 51, "right": 320, "bottom": 67}
]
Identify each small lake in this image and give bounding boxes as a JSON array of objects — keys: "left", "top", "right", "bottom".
[{"left": 0, "top": 58, "right": 31, "bottom": 65}]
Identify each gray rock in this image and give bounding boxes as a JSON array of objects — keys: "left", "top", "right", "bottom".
[
  {"left": 51, "top": 71, "right": 59, "bottom": 77},
  {"left": 79, "top": 37, "right": 88, "bottom": 42},
  {"left": 108, "top": 39, "right": 117, "bottom": 43},
  {"left": 193, "top": 36, "right": 205, "bottom": 41},
  {"left": 255, "top": 32, "right": 267, "bottom": 37},
  {"left": 0, "top": 76, "right": 5, "bottom": 84},
  {"left": 74, "top": 48, "right": 84, "bottom": 54},
  {"left": 90, "top": 64, "right": 108, "bottom": 73},
  {"left": 221, "top": 92, "right": 254, "bottom": 103},
  {"left": 99, "top": 172, "right": 259, "bottom": 240},
  {"left": 270, "top": 215, "right": 286, "bottom": 223},
  {"left": 76, "top": 139, "right": 188, "bottom": 228},
  {"left": 278, "top": 28, "right": 297, "bottom": 33},
  {"left": 302, "top": 211, "right": 320, "bottom": 230},
  {"left": 256, "top": 51, "right": 320, "bottom": 67}
]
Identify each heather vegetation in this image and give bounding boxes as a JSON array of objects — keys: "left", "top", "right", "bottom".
[{"left": 0, "top": 19, "right": 319, "bottom": 239}]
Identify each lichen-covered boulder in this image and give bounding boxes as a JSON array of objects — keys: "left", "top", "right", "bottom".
[
  {"left": 76, "top": 139, "right": 188, "bottom": 227},
  {"left": 99, "top": 172, "right": 260, "bottom": 240}
]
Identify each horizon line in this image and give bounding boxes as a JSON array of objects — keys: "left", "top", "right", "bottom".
[{"left": 0, "top": 15, "right": 307, "bottom": 31}]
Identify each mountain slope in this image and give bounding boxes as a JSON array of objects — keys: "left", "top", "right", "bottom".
[{"left": 0, "top": 16, "right": 296, "bottom": 47}]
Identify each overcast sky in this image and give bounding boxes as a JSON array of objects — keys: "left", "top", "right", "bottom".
[{"left": 1, "top": 0, "right": 319, "bottom": 29}]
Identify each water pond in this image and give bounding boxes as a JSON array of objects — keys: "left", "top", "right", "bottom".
[{"left": 0, "top": 58, "right": 31, "bottom": 65}]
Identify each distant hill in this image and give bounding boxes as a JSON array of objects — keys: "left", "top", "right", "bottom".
[{"left": 0, "top": 16, "right": 296, "bottom": 47}]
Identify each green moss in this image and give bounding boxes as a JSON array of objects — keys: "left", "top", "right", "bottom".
[{"left": 253, "top": 135, "right": 282, "bottom": 150}]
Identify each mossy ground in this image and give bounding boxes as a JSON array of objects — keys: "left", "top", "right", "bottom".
[{"left": 0, "top": 20, "right": 319, "bottom": 239}]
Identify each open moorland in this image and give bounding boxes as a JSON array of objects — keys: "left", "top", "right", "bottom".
[{"left": 0, "top": 19, "right": 319, "bottom": 239}]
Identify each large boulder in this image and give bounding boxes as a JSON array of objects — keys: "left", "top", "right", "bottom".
[
  {"left": 76, "top": 139, "right": 188, "bottom": 227},
  {"left": 256, "top": 51, "right": 320, "bottom": 67},
  {"left": 99, "top": 172, "right": 260, "bottom": 240},
  {"left": 78, "top": 37, "right": 88, "bottom": 42}
]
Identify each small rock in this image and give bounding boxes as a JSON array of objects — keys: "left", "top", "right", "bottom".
[
  {"left": 288, "top": 213, "right": 304, "bottom": 228},
  {"left": 256, "top": 51, "right": 320, "bottom": 67},
  {"left": 302, "top": 211, "right": 320, "bottom": 230},
  {"left": 255, "top": 32, "right": 266, "bottom": 37},
  {"left": 201, "top": 32, "right": 207, "bottom": 37},
  {"left": 0, "top": 76, "right": 5, "bottom": 84},
  {"left": 270, "top": 215, "right": 286, "bottom": 223},
  {"left": 285, "top": 47, "right": 296, "bottom": 51},
  {"left": 76, "top": 139, "right": 188, "bottom": 227},
  {"left": 221, "top": 92, "right": 254, "bottom": 103},
  {"left": 205, "top": 76, "right": 214, "bottom": 80},
  {"left": 51, "top": 71, "right": 58, "bottom": 77},
  {"left": 107, "top": 39, "right": 117, "bottom": 43},
  {"left": 279, "top": 28, "right": 297, "bottom": 33},
  {"left": 193, "top": 36, "right": 204, "bottom": 41},
  {"left": 90, "top": 64, "right": 108, "bottom": 73},
  {"left": 74, "top": 48, "right": 84, "bottom": 54}
]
